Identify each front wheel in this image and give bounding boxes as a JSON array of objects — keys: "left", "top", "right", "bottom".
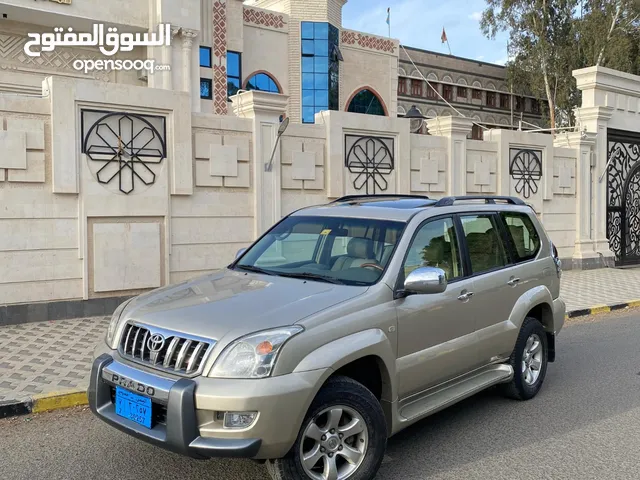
[
  {"left": 266, "top": 376, "right": 387, "bottom": 480},
  {"left": 500, "top": 317, "right": 548, "bottom": 400}
]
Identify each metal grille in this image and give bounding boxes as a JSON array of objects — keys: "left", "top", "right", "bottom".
[
  {"left": 606, "top": 129, "right": 640, "bottom": 266},
  {"left": 119, "top": 323, "right": 213, "bottom": 377}
]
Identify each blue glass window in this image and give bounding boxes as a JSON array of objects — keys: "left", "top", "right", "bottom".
[
  {"left": 227, "top": 51, "right": 241, "bottom": 97},
  {"left": 302, "top": 57, "right": 314, "bottom": 73},
  {"left": 347, "top": 89, "right": 386, "bottom": 116},
  {"left": 246, "top": 72, "right": 280, "bottom": 94},
  {"left": 301, "top": 22, "right": 340, "bottom": 123},
  {"left": 200, "top": 78, "right": 212, "bottom": 99},
  {"left": 301, "top": 22, "right": 315, "bottom": 40},
  {"left": 199, "top": 46, "right": 212, "bottom": 68}
]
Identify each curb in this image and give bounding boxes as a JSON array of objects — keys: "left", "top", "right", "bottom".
[
  {"left": 566, "top": 299, "right": 640, "bottom": 319},
  {"left": 0, "top": 390, "right": 87, "bottom": 420}
]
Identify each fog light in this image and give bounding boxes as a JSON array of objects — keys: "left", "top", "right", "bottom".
[{"left": 223, "top": 411, "right": 258, "bottom": 429}]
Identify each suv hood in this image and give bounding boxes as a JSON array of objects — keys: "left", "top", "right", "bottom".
[{"left": 120, "top": 269, "right": 366, "bottom": 343}]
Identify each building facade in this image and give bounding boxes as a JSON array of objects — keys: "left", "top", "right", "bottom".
[
  {"left": 397, "top": 47, "right": 548, "bottom": 139},
  {"left": 0, "top": 0, "right": 399, "bottom": 124}
]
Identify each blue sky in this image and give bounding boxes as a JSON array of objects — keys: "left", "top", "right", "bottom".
[{"left": 342, "top": 0, "right": 510, "bottom": 65}]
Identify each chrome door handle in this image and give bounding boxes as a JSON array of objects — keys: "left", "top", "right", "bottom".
[
  {"left": 507, "top": 278, "right": 521, "bottom": 287},
  {"left": 457, "top": 291, "right": 474, "bottom": 301}
]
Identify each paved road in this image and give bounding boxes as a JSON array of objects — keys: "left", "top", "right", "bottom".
[{"left": 2, "top": 310, "right": 640, "bottom": 480}]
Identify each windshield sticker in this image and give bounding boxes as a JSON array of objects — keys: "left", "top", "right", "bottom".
[{"left": 320, "top": 229, "right": 332, "bottom": 235}]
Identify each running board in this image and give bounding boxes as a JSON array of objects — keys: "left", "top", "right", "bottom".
[{"left": 399, "top": 364, "right": 514, "bottom": 423}]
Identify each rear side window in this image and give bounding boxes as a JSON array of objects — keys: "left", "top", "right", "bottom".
[
  {"left": 460, "top": 214, "right": 508, "bottom": 275},
  {"left": 500, "top": 212, "right": 541, "bottom": 262}
]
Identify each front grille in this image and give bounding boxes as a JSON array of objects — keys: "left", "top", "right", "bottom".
[{"left": 119, "top": 323, "right": 213, "bottom": 376}]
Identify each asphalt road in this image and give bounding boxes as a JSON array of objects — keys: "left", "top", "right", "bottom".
[{"left": 2, "top": 309, "right": 640, "bottom": 480}]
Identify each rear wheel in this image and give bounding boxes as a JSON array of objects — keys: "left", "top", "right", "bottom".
[
  {"left": 500, "top": 317, "right": 548, "bottom": 400},
  {"left": 266, "top": 376, "right": 387, "bottom": 480}
]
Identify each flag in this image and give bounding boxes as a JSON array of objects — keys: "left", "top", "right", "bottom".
[
  {"left": 386, "top": 7, "right": 390, "bottom": 26},
  {"left": 441, "top": 27, "right": 447, "bottom": 43}
]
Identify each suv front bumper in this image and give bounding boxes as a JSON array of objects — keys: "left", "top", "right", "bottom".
[{"left": 88, "top": 353, "right": 327, "bottom": 459}]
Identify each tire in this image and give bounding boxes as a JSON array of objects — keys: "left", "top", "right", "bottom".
[
  {"left": 266, "top": 375, "right": 387, "bottom": 480},
  {"left": 500, "top": 317, "right": 548, "bottom": 400}
]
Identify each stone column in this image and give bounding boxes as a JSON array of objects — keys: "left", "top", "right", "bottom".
[
  {"left": 230, "top": 91, "right": 290, "bottom": 237},
  {"left": 554, "top": 131, "right": 598, "bottom": 268},
  {"left": 426, "top": 116, "right": 473, "bottom": 196},
  {"left": 181, "top": 29, "right": 198, "bottom": 97},
  {"left": 575, "top": 106, "right": 615, "bottom": 266},
  {"left": 167, "top": 26, "right": 181, "bottom": 90}
]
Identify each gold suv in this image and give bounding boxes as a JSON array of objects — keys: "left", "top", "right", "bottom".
[{"left": 89, "top": 194, "right": 565, "bottom": 480}]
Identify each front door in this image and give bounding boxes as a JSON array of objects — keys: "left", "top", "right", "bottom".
[
  {"left": 607, "top": 129, "right": 640, "bottom": 266},
  {"left": 395, "top": 216, "right": 478, "bottom": 398}
]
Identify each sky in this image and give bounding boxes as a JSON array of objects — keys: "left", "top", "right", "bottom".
[{"left": 341, "top": 0, "right": 511, "bottom": 65}]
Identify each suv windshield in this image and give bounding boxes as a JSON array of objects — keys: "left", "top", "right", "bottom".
[{"left": 234, "top": 215, "right": 406, "bottom": 286}]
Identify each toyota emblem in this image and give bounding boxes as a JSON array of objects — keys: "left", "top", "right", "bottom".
[{"left": 147, "top": 333, "right": 165, "bottom": 352}]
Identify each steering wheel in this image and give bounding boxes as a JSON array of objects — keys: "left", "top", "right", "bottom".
[{"left": 360, "top": 263, "right": 384, "bottom": 271}]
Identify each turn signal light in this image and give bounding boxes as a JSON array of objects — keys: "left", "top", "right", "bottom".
[{"left": 256, "top": 341, "right": 273, "bottom": 355}]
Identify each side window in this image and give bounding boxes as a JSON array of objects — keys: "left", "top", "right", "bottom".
[
  {"left": 500, "top": 212, "right": 541, "bottom": 262},
  {"left": 403, "top": 217, "right": 462, "bottom": 281},
  {"left": 460, "top": 214, "right": 508, "bottom": 275}
]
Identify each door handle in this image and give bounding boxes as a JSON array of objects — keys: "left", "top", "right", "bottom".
[
  {"left": 507, "top": 277, "right": 521, "bottom": 287},
  {"left": 457, "top": 291, "right": 474, "bottom": 301}
]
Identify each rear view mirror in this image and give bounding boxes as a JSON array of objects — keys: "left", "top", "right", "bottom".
[{"left": 404, "top": 267, "right": 447, "bottom": 295}]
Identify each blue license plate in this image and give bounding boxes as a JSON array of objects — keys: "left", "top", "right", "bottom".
[{"left": 115, "top": 386, "right": 152, "bottom": 429}]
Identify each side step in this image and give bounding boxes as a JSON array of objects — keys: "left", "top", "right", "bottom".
[{"left": 399, "top": 364, "right": 514, "bottom": 423}]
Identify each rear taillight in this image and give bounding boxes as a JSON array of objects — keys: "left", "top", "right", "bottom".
[{"left": 550, "top": 242, "right": 562, "bottom": 278}]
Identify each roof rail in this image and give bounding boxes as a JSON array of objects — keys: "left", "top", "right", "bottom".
[
  {"left": 331, "top": 194, "right": 431, "bottom": 203},
  {"left": 434, "top": 195, "right": 526, "bottom": 207}
]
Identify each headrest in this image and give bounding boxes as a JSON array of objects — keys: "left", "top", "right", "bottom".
[
  {"left": 422, "top": 236, "right": 446, "bottom": 264},
  {"left": 347, "top": 237, "right": 374, "bottom": 259}
]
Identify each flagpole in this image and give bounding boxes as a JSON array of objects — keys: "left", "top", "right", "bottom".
[{"left": 446, "top": 39, "right": 451, "bottom": 55}]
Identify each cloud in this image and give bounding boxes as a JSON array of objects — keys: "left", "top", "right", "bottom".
[
  {"left": 493, "top": 57, "right": 508, "bottom": 66},
  {"left": 469, "top": 12, "right": 482, "bottom": 22},
  {"left": 476, "top": 55, "right": 485, "bottom": 61}
]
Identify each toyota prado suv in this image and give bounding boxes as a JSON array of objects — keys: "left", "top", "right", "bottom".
[{"left": 89, "top": 194, "right": 565, "bottom": 480}]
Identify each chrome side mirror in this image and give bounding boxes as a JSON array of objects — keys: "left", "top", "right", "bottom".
[
  {"left": 404, "top": 267, "right": 447, "bottom": 295},
  {"left": 235, "top": 248, "right": 247, "bottom": 259}
]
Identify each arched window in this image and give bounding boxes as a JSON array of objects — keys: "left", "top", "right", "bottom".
[
  {"left": 245, "top": 72, "right": 281, "bottom": 93},
  {"left": 347, "top": 89, "right": 386, "bottom": 116}
]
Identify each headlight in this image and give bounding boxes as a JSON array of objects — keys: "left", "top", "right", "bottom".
[
  {"left": 209, "top": 326, "right": 303, "bottom": 379},
  {"left": 106, "top": 298, "right": 133, "bottom": 347}
]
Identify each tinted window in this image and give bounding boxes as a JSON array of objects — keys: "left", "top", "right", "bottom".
[
  {"left": 199, "top": 46, "right": 212, "bottom": 68},
  {"left": 501, "top": 212, "right": 541, "bottom": 262},
  {"left": 237, "top": 216, "right": 405, "bottom": 286},
  {"left": 227, "top": 51, "right": 241, "bottom": 97},
  {"left": 460, "top": 214, "right": 507, "bottom": 274},
  {"left": 403, "top": 217, "right": 462, "bottom": 281},
  {"left": 200, "top": 78, "right": 212, "bottom": 99},
  {"left": 246, "top": 73, "right": 280, "bottom": 93}
]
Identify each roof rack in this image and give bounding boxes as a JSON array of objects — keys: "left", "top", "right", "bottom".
[
  {"left": 331, "top": 194, "right": 431, "bottom": 203},
  {"left": 434, "top": 195, "right": 526, "bottom": 207}
]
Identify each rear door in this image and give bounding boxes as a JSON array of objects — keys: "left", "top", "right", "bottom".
[{"left": 457, "top": 213, "right": 516, "bottom": 364}]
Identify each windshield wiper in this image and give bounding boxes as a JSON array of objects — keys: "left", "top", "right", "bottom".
[
  {"left": 234, "top": 264, "right": 275, "bottom": 276},
  {"left": 276, "top": 272, "right": 345, "bottom": 285}
]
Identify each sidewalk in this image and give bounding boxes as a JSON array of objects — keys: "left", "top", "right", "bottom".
[{"left": 1, "top": 268, "right": 640, "bottom": 415}]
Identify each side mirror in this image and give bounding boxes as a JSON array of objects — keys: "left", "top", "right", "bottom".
[
  {"left": 404, "top": 267, "right": 447, "bottom": 295},
  {"left": 235, "top": 248, "right": 247, "bottom": 259}
]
